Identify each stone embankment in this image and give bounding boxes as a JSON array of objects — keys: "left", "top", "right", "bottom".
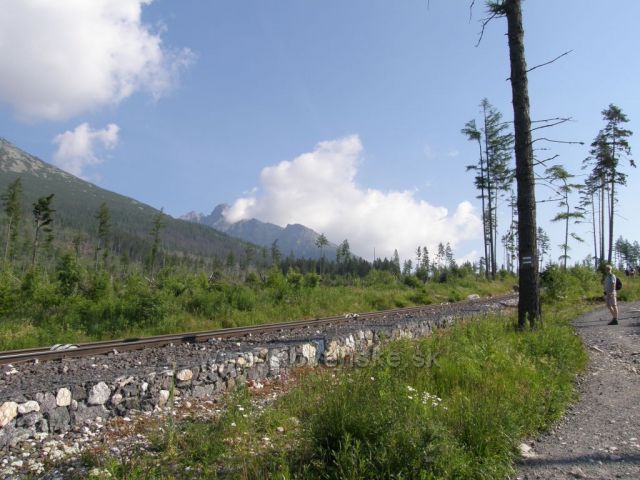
[{"left": 0, "top": 295, "right": 515, "bottom": 474}]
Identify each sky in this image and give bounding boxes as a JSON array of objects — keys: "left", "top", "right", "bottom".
[{"left": 0, "top": 0, "right": 638, "bottom": 266}]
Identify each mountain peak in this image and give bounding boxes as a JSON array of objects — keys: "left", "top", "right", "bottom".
[
  {"left": 210, "top": 203, "right": 230, "bottom": 223},
  {"left": 184, "top": 206, "right": 336, "bottom": 259}
]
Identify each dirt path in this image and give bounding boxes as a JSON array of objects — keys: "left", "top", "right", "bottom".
[{"left": 516, "top": 301, "right": 640, "bottom": 480}]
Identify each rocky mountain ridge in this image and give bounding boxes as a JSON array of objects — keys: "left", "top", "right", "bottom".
[{"left": 182, "top": 204, "right": 337, "bottom": 260}]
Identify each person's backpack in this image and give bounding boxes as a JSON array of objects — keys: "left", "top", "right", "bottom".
[{"left": 616, "top": 276, "right": 622, "bottom": 290}]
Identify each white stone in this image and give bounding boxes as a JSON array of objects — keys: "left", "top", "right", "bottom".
[
  {"left": 110, "top": 393, "right": 123, "bottom": 406},
  {"left": 88, "top": 382, "right": 111, "bottom": 405},
  {"left": 17, "top": 401, "right": 40, "bottom": 415},
  {"left": 158, "top": 390, "right": 170, "bottom": 407},
  {"left": 141, "top": 382, "right": 149, "bottom": 392},
  {"left": 56, "top": 388, "right": 72, "bottom": 407},
  {"left": 519, "top": 443, "right": 536, "bottom": 458},
  {"left": 301, "top": 343, "right": 317, "bottom": 367},
  {"left": 116, "top": 376, "right": 134, "bottom": 388},
  {"left": 176, "top": 369, "right": 193, "bottom": 382},
  {"left": 0, "top": 401, "right": 18, "bottom": 427},
  {"left": 269, "top": 354, "right": 280, "bottom": 374}
]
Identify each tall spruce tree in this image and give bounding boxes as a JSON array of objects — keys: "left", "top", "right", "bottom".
[
  {"left": 536, "top": 227, "right": 550, "bottom": 270},
  {"left": 95, "top": 202, "right": 111, "bottom": 270},
  {"left": 315, "top": 233, "right": 328, "bottom": 275},
  {"left": 545, "top": 165, "right": 584, "bottom": 269},
  {"left": 149, "top": 208, "right": 165, "bottom": 274},
  {"left": 2, "top": 178, "right": 23, "bottom": 265},
  {"left": 463, "top": 98, "right": 513, "bottom": 279},
  {"left": 583, "top": 105, "right": 634, "bottom": 265},
  {"left": 32, "top": 194, "right": 55, "bottom": 267},
  {"left": 576, "top": 173, "right": 600, "bottom": 268}
]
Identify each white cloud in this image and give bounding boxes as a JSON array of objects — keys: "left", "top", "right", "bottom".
[
  {"left": 226, "top": 135, "right": 482, "bottom": 261},
  {"left": 53, "top": 123, "right": 119, "bottom": 178},
  {"left": 0, "top": 0, "right": 194, "bottom": 121}
]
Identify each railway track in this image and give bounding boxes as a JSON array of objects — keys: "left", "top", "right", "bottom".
[{"left": 0, "top": 293, "right": 517, "bottom": 366}]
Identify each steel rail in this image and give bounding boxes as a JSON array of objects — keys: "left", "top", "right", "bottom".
[{"left": 0, "top": 293, "right": 517, "bottom": 366}]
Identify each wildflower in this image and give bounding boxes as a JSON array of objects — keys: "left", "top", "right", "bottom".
[{"left": 406, "top": 385, "right": 417, "bottom": 392}]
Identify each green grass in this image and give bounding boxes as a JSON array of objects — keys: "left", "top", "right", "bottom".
[{"left": 0, "top": 268, "right": 515, "bottom": 350}]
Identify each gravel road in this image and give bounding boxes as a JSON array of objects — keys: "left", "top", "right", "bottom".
[{"left": 516, "top": 301, "right": 640, "bottom": 480}]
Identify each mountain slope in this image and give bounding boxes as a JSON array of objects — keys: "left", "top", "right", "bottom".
[
  {"left": 183, "top": 204, "right": 338, "bottom": 260},
  {"left": 0, "top": 137, "right": 252, "bottom": 263}
]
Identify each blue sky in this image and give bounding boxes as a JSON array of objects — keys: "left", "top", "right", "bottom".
[{"left": 0, "top": 0, "right": 638, "bottom": 265}]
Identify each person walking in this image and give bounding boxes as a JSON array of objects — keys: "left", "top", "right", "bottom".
[{"left": 603, "top": 265, "right": 619, "bottom": 325}]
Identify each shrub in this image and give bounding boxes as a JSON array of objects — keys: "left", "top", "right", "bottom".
[
  {"left": 303, "top": 272, "right": 321, "bottom": 288},
  {"left": 540, "top": 265, "right": 599, "bottom": 302},
  {"left": 229, "top": 286, "right": 255, "bottom": 312},
  {"left": 365, "top": 270, "right": 397, "bottom": 287},
  {"left": 286, "top": 268, "right": 303, "bottom": 288},
  {"left": 402, "top": 274, "right": 422, "bottom": 288},
  {"left": 245, "top": 271, "right": 260, "bottom": 285},
  {"left": 56, "top": 253, "right": 81, "bottom": 297}
]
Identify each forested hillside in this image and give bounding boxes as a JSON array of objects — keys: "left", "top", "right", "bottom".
[{"left": 0, "top": 138, "right": 255, "bottom": 270}]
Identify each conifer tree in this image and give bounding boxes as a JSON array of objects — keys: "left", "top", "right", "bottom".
[
  {"left": 32, "top": 194, "right": 55, "bottom": 267},
  {"left": 2, "top": 178, "right": 23, "bottom": 265},
  {"left": 545, "top": 165, "right": 584, "bottom": 269},
  {"left": 536, "top": 227, "right": 550, "bottom": 270},
  {"left": 95, "top": 202, "right": 111, "bottom": 270},
  {"left": 270, "top": 240, "right": 281, "bottom": 267},
  {"left": 582, "top": 105, "right": 634, "bottom": 265},
  {"left": 149, "top": 208, "right": 165, "bottom": 273},
  {"left": 315, "top": 233, "right": 328, "bottom": 275},
  {"left": 463, "top": 99, "right": 513, "bottom": 279}
]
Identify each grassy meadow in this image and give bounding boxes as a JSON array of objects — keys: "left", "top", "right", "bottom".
[{"left": 0, "top": 266, "right": 515, "bottom": 351}]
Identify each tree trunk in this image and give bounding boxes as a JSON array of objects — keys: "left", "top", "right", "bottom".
[
  {"left": 564, "top": 194, "right": 569, "bottom": 270},
  {"left": 32, "top": 225, "right": 40, "bottom": 267},
  {"left": 505, "top": 0, "right": 539, "bottom": 328},
  {"left": 600, "top": 177, "right": 605, "bottom": 265},
  {"left": 482, "top": 105, "right": 496, "bottom": 279},
  {"left": 477, "top": 138, "right": 490, "bottom": 279},
  {"left": 608, "top": 178, "right": 614, "bottom": 264},
  {"left": 590, "top": 191, "right": 598, "bottom": 268},
  {"left": 608, "top": 136, "right": 617, "bottom": 265},
  {"left": 4, "top": 217, "right": 12, "bottom": 263}
]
